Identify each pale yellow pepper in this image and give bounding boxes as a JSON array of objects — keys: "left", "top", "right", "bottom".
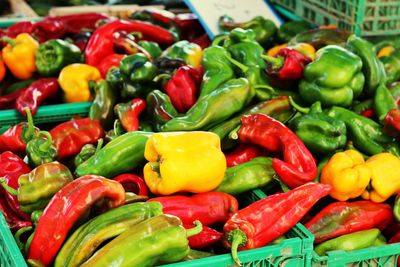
[
  {"left": 143, "top": 131, "right": 226, "bottom": 195},
  {"left": 58, "top": 63, "right": 101, "bottom": 103},
  {"left": 320, "top": 150, "right": 371, "bottom": 201},
  {"left": 362, "top": 153, "right": 400, "bottom": 202}
]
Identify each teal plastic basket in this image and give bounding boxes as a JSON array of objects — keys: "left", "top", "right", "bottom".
[{"left": 271, "top": 0, "right": 400, "bottom": 36}]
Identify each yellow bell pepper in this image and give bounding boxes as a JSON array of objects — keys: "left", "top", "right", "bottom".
[
  {"left": 58, "top": 63, "right": 101, "bottom": 103},
  {"left": 289, "top": 43, "right": 316, "bottom": 61},
  {"left": 2, "top": 33, "right": 38, "bottom": 80},
  {"left": 362, "top": 153, "right": 400, "bottom": 202},
  {"left": 320, "top": 150, "right": 371, "bottom": 201},
  {"left": 143, "top": 131, "right": 226, "bottom": 195}
]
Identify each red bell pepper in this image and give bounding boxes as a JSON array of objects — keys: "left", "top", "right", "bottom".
[
  {"left": 97, "top": 54, "right": 125, "bottom": 78},
  {"left": 225, "top": 144, "right": 267, "bottom": 167},
  {"left": 148, "top": 192, "right": 239, "bottom": 226},
  {"left": 112, "top": 173, "right": 148, "bottom": 197},
  {"left": 0, "top": 194, "right": 31, "bottom": 232},
  {"left": 85, "top": 20, "right": 176, "bottom": 69},
  {"left": 223, "top": 182, "right": 331, "bottom": 265},
  {"left": 15, "top": 78, "right": 59, "bottom": 117},
  {"left": 238, "top": 113, "right": 318, "bottom": 188},
  {"left": 49, "top": 118, "right": 104, "bottom": 160},
  {"left": 0, "top": 151, "right": 31, "bottom": 220},
  {"left": 305, "top": 201, "right": 394, "bottom": 244},
  {"left": 163, "top": 65, "right": 203, "bottom": 113},
  {"left": 184, "top": 224, "right": 223, "bottom": 249},
  {"left": 114, "top": 98, "right": 147, "bottom": 132},
  {"left": 27, "top": 175, "right": 125, "bottom": 266}
]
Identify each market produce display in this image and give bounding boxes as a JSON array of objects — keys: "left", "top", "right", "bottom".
[{"left": 0, "top": 6, "right": 400, "bottom": 267}]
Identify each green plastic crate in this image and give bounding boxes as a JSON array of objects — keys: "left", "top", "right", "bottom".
[
  {"left": 0, "top": 189, "right": 314, "bottom": 267},
  {"left": 271, "top": 0, "right": 400, "bottom": 36}
]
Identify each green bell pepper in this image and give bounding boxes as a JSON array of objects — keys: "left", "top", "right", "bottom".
[
  {"left": 55, "top": 202, "right": 163, "bottom": 267},
  {"left": 35, "top": 39, "right": 81, "bottom": 77},
  {"left": 146, "top": 89, "right": 178, "bottom": 131},
  {"left": 289, "top": 100, "right": 347, "bottom": 154},
  {"left": 89, "top": 80, "right": 117, "bottom": 129},
  {"left": 120, "top": 53, "right": 158, "bottom": 83},
  {"left": 162, "top": 78, "right": 252, "bottom": 131},
  {"left": 277, "top": 21, "right": 314, "bottom": 43},
  {"left": 215, "top": 157, "right": 276, "bottom": 195},
  {"left": 106, "top": 67, "right": 124, "bottom": 90},
  {"left": 161, "top": 40, "right": 202, "bottom": 68},
  {"left": 299, "top": 45, "right": 365, "bottom": 107},
  {"left": 26, "top": 131, "right": 58, "bottom": 167},
  {"left": 379, "top": 49, "right": 400, "bottom": 85},
  {"left": 80, "top": 214, "right": 202, "bottom": 267},
  {"left": 137, "top": 40, "right": 162, "bottom": 60},
  {"left": 75, "top": 131, "right": 153, "bottom": 178}
]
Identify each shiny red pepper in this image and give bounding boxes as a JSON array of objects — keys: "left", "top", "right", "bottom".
[
  {"left": 0, "top": 194, "right": 31, "bottom": 232},
  {"left": 361, "top": 107, "right": 375, "bottom": 118},
  {"left": 238, "top": 113, "right": 318, "bottom": 189},
  {"left": 148, "top": 192, "right": 239, "bottom": 226},
  {"left": 184, "top": 224, "right": 223, "bottom": 249},
  {"left": 15, "top": 78, "right": 59, "bottom": 117},
  {"left": 27, "top": 175, "right": 125, "bottom": 266},
  {"left": 163, "top": 65, "right": 203, "bottom": 113},
  {"left": 225, "top": 144, "right": 268, "bottom": 167},
  {"left": 384, "top": 108, "right": 400, "bottom": 138},
  {"left": 49, "top": 118, "right": 104, "bottom": 160},
  {"left": 4, "top": 21, "right": 34, "bottom": 38},
  {"left": 52, "top": 13, "right": 110, "bottom": 35},
  {"left": 97, "top": 54, "right": 125, "bottom": 78},
  {"left": 112, "top": 173, "right": 148, "bottom": 196},
  {"left": 223, "top": 182, "right": 331, "bottom": 266},
  {"left": 114, "top": 98, "right": 147, "bottom": 132}
]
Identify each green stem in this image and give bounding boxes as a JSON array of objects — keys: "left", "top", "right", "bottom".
[
  {"left": 253, "top": 84, "right": 275, "bottom": 93},
  {"left": 150, "top": 162, "right": 160, "bottom": 173},
  {"left": 31, "top": 211, "right": 42, "bottom": 225},
  {"left": 23, "top": 107, "right": 35, "bottom": 142},
  {"left": 14, "top": 226, "right": 33, "bottom": 251},
  {"left": 25, "top": 231, "right": 35, "bottom": 258},
  {"left": 153, "top": 73, "right": 171, "bottom": 83},
  {"left": 288, "top": 96, "right": 310, "bottom": 114},
  {"left": 229, "top": 124, "right": 241, "bottom": 140},
  {"left": 211, "top": 34, "right": 229, "bottom": 46},
  {"left": 95, "top": 138, "right": 104, "bottom": 155},
  {"left": 0, "top": 179, "right": 18, "bottom": 196},
  {"left": 1, "top": 37, "right": 17, "bottom": 47},
  {"left": 225, "top": 54, "right": 249, "bottom": 74},
  {"left": 125, "top": 192, "right": 148, "bottom": 204},
  {"left": 37, "top": 131, "right": 53, "bottom": 152},
  {"left": 129, "top": 32, "right": 143, "bottom": 40},
  {"left": 228, "top": 229, "right": 248, "bottom": 266},
  {"left": 261, "top": 54, "right": 284, "bottom": 69},
  {"left": 186, "top": 220, "right": 203, "bottom": 238}
]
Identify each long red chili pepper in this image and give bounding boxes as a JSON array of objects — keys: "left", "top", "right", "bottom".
[
  {"left": 148, "top": 192, "right": 239, "bottom": 226},
  {"left": 27, "top": 175, "right": 125, "bottom": 266},
  {"left": 223, "top": 182, "right": 331, "bottom": 266},
  {"left": 112, "top": 173, "right": 148, "bottom": 196},
  {"left": 238, "top": 113, "right": 318, "bottom": 188},
  {"left": 225, "top": 144, "right": 267, "bottom": 167},
  {"left": 184, "top": 224, "right": 223, "bottom": 249},
  {"left": 49, "top": 118, "right": 104, "bottom": 160},
  {"left": 15, "top": 78, "right": 59, "bottom": 117}
]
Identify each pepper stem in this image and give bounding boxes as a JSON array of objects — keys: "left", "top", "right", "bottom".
[
  {"left": 23, "top": 107, "right": 35, "bottom": 142},
  {"left": 288, "top": 96, "right": 310, "bottom": 114},
  {"left": 31, "top": 210, "right": 42, "bottom": 225},
  {"left": 153, "top": 73, "right": 171, "bottom": 83},
  {"left": 253, "top": 84, "right": 275, "bottom": 93},
  {"left": 228, "top": 229, "right": 248, "bottom": 266},
  {"left": 225, "top": 54, "right": 249, "bottom": 74},
  {"left": 14, "top": 226, "right": 33, "bottom": 251},
  {"left": 261, "top": 54, "right": 284, "bottom": 69},
  {"left": 150, "top": 162, "right": 160, "bottom": 173},
  {"left": 37, "top": 131, "right": 53, "bottom": 152},
  {"left": 25, "top": 232, "right": 35, "bottom": 257},
  {"left": 229, "top": 125, "right": 241, "bottom": 140},
  {"left": 186, "top": 220, "right": 203, "bottom": 238},
  {"left": 1, "top": 37, "right": 17, "bottom": 47},
  {"left": 211, "top": 34, "right": 229, "bottom": 46},
  {"left": 0, "top": 178, "right": 18, "bottom": 196},
  {"left": 95, "top": 138, "right": 104, "bottom": 155}
]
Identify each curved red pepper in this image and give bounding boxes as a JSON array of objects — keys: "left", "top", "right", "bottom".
[
  {"left": 85, "top": 20, "right": 176, "bottom": 68},
  {"left": 115, "top": 98, "right": 147, "bottom": 132},
  {"left": 27, "top": 175, "right": 125, "bottom": 266},
  {"left": 184, "top": 224, "right": 223, "bottom": 249},
  {"left": 148, "top": 192, "right": 238, "bottom": 226},
  {"left": 0, "top": 195, "right": 31, "bottom": 232},
  {"left": 113, "top": 173, "right": 148, "bottom": 196},
  {"left": 225, "top": 144, "right": 267, "bottom": 167},
  {"left": 49, "top": 118, "right": 104, "bottom": 160},
  {"left": 238, "top": 113, "right": 318, "bottom": 189},
  {"left": 97, "top": 54, "right": 125, "bottom": 78},
  {"left": 52, "top": 13, "right": 110, "bottom": 35}
]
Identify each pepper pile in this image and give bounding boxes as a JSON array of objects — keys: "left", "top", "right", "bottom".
[{"left": 0, "top": 10, "right": 400, "bottom": 267}]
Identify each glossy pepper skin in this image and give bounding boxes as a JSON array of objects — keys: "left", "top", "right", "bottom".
[
  {"left": 0, "top": 52, "right": 5, "bottom": 82},
  {"left": 148, "top": 192, "right": 238, "bottom": 226},
  {"left": 374, "top": 83, "right": 397, "bottom": 122},
  {"left": 185, "top": 224, "right": 223, "bottom": 249},
  {"left": 0, "top": 195, "right": 31, "bottom": 232},
  {"left": 112, "top": 173, "right": 148, "bottom": 197},
  {"left": 73, "top": 142, "right": 99, "bottom": 169},
  {"left": 162, "top": 40, "right": 202, "bottom": 68},
  {"left": 120, "top": 53, "right": 158, "bottom": 83},
  {"left": 35, "top": 39, "right": 81, "bottom": 77},
  {"left": 379, "top": 49, "right": 400, "bottom": 84},
  {"left": 80, "top": 215, "right": 202, "bottom": 267},
  {"left": 289, "top": 28, "right": 352, "bottom": 50},
  {"left": 1, "top": 33, "right": 38, "bottom": 80},
  {"left": 289, "top": 101, "right": 347, "bottom": 154},
  {"left": 146, "top": 89, "right": 178, "bottom": 131},
  {"left": 50, "top": 118, "right": 104, "bottom": 160},
  {"left": 299, "top": 45, "right": 365, "bottom": 107},
  {"left": 315, "top": 228, "right": 385, "bottom": 256},
  {"left": 89, "top": 80, "right": 117, "bottom": 129},
  {"left": 163, "top": 65, "right": 203, "bottom": 113},
  {"left": 55, "top": 202, "right": 163, "bottom": 267},
  {"left": 162, "top": 78, "right": 252, "bottom": 131},
  {"left": 305, "top": 200, "right": 394, "bottom": 244},
  {"left": 223, "top": 183, "right": 331, "bottom": 266},
  {"left": 215, "top": 157, "right": 276, "bottom": 196},
  {"left": 75, "top": 131, "right": 152, "bottom": 178},
  {"left": 224, "top": 144, "right": 267, "bottom": 167},
  {"left": 114, "top": 98, "right": 147, "bottom": 132},
  {"left": 238, "top": 113, "right": 318, "bottom": 189},
  {"left": 27, "top": 175, "right": 125, "bottom": 267},
  {"left": 138, "top": 40, "right": 162, "bottom": 60},
  {"left": 96, "top": 54, "right": 125, "bottom": 78},
  {"left": 346, "top": 35, "right": 386, "bottom": 96},
  {"left": 15, "top": 78, "right": 59, "bottom": 117},
  {"left": 144, "top": 131, "right": 226, "bottom": 195},
  {"left": 26, "top": 131, "right": 58, "bottom": 167}
]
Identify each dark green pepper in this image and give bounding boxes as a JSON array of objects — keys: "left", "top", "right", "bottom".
[
  {"left": 289, "top": 100, "right": 347, "bottom": 154},
  {"left": 137, "top": 40, "right": 162, "bottom": 60},
  {"left": 89, "top": 80, "right": 117, "bottom": 129},
  {"left": 162, "top": 78, "right": 252, "bottom": 131},
  {"left": 26, "top": 131, "right": 58, "bottom": 167},
  {"left": 75, "top": 131, "right": 153, "bottom": 178},
  {"left": 55, "top": 202, "right": 163, "bottom": 267},
  {"left": 121, "top": 81, "right": 154, "bottom": 100},
  {"left": 146, "top": 89, "right": 178, "bottom": 131},
  {"left": 120, "top": 53, "right": 158, "bottom": 83},
  {"left": 346, "top": 35, "right": 386, "bottom": 96},
  {"left": 289, "top": 28, "right": 352, "bottom": 49},
  {"left": 80, "top": 214, "right": 202, "bottom": 267},
  {"left": 374, "top": 83, "right": 397, "bottom": 122},
  {"left": 73, "top": 139, "right": 103, "bottom": 169},
  {"left": 161, "top": 40, "right": 202, "bottom": 68},
  {"left": 106, "top": 67, "right": 124, "bottom": 90},
  {"left": 215, "top": 157, "right": 276, "bottom": 195},
  {"left": 35, "top": 39, "right": 81, "bottom": 77},
  {"left": 277, "top": 21, "right": 314, "bottom": 43},
  {"left": 379, "top": 49, "right": 400, "bottom": 85}
]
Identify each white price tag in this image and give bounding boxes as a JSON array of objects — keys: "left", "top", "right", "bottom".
[{"left": 183, "top": 0, "right": 283, "bottom": 38}]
